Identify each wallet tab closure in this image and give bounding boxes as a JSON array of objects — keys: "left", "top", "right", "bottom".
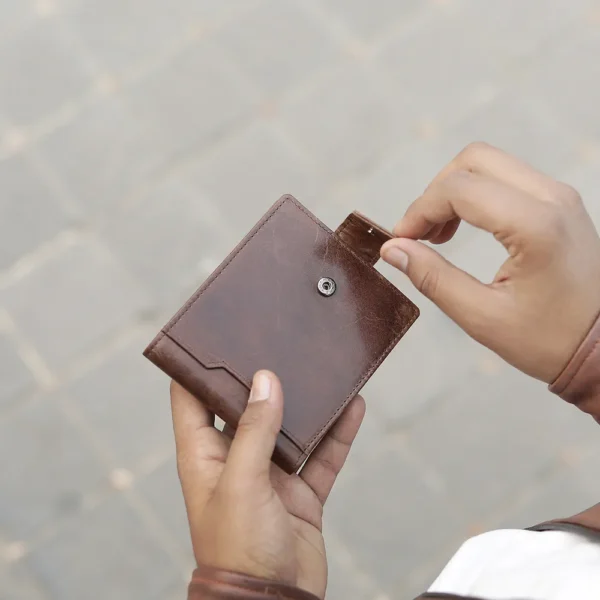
[{"left": 335, "top": 212, "right": 393, "bottom": 266}]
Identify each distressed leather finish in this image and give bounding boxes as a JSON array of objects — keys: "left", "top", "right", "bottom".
[
  {"left": 144, "top": 195, "right": 418, "bottom": 473},
  {"left": 335, "top": 210, "right": 395, "bottom": 266},
  {"left": 188, "top": 565, "right": 319, "bottom": 600}
]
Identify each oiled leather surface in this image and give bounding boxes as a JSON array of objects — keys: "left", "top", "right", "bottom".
[
  {"left": 145, "top": 195, "right": 418, "bottom": 473},
  {"left": 335, "top": 210, "right": 395, "bottom": 266},
  {"left": 188, "top": 565, "right": 320, "bottom": 600}
]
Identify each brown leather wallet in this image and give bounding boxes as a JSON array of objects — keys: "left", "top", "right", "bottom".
[{"left": 143, "top": 195, "right": 419, "bottom": 473}]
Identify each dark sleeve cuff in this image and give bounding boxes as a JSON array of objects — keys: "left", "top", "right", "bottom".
[
  {"left": 188, "top": 564, "right": 320, "bottom": 600},
  {"left": 549, "top": 312, "right": 600, "bottom": 423}
]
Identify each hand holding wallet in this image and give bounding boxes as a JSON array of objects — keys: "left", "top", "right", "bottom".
[{"left": 144, "top": 195, "right": 419, "bottom": 473}]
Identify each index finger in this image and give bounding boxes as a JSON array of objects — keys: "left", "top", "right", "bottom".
[
  {"left": 398, "top": 170, "right": 546, "bottom": 242},
  {"left": 432, "top": 142, "right": 559, "bottom": 203},
  {"left": 394, "top": 142, "right": 558, "bottom": 240}
]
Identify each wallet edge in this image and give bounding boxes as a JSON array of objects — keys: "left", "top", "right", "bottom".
[{"left": 143, "top": 194, "right": 420, "bottom": 472}]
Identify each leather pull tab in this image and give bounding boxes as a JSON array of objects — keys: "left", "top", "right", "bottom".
[{"left": 334, "top": 211, "right": 393, "bottom": 266}]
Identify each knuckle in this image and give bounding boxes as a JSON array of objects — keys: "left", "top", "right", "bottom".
[
  {"left": 430, "top": 170, "right": 472, "bottom": 200},
  {"left": 552, "top": 182, "right": 582, "bottom": 207},
  {"left": 416, "top": 268, "right": 440, "bottom": 299},
  {"left": 456, "top": 141, "right": 492, "bottom": 165},
  {"left": 444, "top": 169, "right": 474, "bottom": 187}
]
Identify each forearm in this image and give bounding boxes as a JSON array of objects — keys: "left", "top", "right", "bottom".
[{"left": 187, "top": 565, "right": 320, "bottom": 600}]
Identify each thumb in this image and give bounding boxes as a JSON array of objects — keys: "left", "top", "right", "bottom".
[
  {"left": 223, "top": 371, "right": 283, "bottom": 484},
  {"left": 381, "top": 238, "right": 502, "bottom": 339}
]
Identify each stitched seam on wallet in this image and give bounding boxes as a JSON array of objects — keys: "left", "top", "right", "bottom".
[
  {"left": 149, "top": 196, "right": 417, "bottom": 456},
  {"left": 144, "top": 196, "right": 290, "bottom": 357},
  {"left": 146, "top": 197, "right": 307, "bottom": 450},
  {"left": 291, "top": 310, "right": 416, "bottom": 471},
  {"left": 149, "top": 331, "right": 305, "bottom": 451}
]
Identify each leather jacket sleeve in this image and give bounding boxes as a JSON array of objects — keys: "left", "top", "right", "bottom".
[
  {"left": 187, "top": 564, "right": 320, "bottom": 600},
  {"left": 548, "top": 312, "right": 600, "bottom": 532},
  {"left": 550, "top": 312, "right": 600, "bottom": 423}
]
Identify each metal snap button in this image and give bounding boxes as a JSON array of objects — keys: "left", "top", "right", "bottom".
[{"left": 317, "top": 277, "right": 336, "bottom": 297}]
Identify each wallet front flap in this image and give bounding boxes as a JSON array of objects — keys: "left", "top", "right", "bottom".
[{"left": 165, "top": 195, "right": 418, "bottom": 456}]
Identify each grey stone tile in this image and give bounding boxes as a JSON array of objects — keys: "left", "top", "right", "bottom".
[
  {"left": 0, "top": 560, "right": 47, "bottom": 600},
  {"left": 165, "top": 580, "right": 189, "bottom": 600},
  {"left": 137, "top": 457, "right": 193, "bottom": 557},
  {"left": 339, "top": 137, "right": 466, "bottom": 226},
  {"left": 186, "top": 121, "right": 324, "bottom": 237},
  {"left": 217, "top": 0, "right": 338, "bottom": 95},
  {"left": 398, "top": 556, "right": 453, "bottom": 600},
  {"left": 66, "top": 335, "right": 174, "bottom": 470},
  {"left": 324, "top": 543, "right": 378, "bottom": 600},
  {"left": 38, "top": 97, "right": 163, "bottom": 219},
  {"left": 378, "top": 0, "right": 589, "bottom": 128},
  {"left": 0, "top": 395, "right": 105, "bottom": 539},
  {"left": 0, "top": 19, "right": 91, "bottom": 126},
  {"left": 0, "top": 2, "right": 32, "bottom": 38},
  {"left": 129, "top": 41, "right": 257, "bottom": 165},
  {"left": 497, "top": 450, "right": 600, "bottom": 530},
  {"left": 0, "top": 2, "right": 598, "bottom": 596},
  {"left": 523, "top": 25, "right": 600, "bottom": 140},
  {"left": 0, "top": 155, "right": 73, "bottom": 270},
  {"left": 280, "top": 62, "right": 406, "bottom": 180},
  {"left": 1, "top": 240, "right": 150, "bottom": 372},
  {"left": 104, "top": 177, "right": 235, "bottom": 311},
  {"left": 405, "top": 367, "right": 600, "bottom": 527},
  {"left": 0, "top": 333, "right": 35, "bottom": 410},
  {"left": 320, "top": 0, "right": 423, "bottom": 39},
  {"left": 444, "top": 225, "right": 510, "bottom": 285},
  {"left": 448, "top": 93, "right": 579, "bottom": 178},
  {"left": 26, "top": 493, "right": 180, "bottom": 600},
  {"left": 341, "top": 400, "right": 387, "bottom": 470},
  {"left": 324, "top": 447, "right": 468, "bottom": 592},
  {"left": 64, "top": 0, "right": 247, "bottom": 75},
  {"left": 363, "top": 300, "right": 479, "bottom": 424}
]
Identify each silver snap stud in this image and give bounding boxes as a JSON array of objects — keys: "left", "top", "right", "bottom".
[{"left": 317, "top": 277, "right": 336, "bottom": 297}]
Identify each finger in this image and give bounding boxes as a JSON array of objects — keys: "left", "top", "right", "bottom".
[
  {"left": 435, "top": 142, "right": 559, "bottom": 204},
  {"left": 381, "top": 238, "right": 507, "bottom": 340},
  {"left": 394, "top": 170, "right": 546, "bottom": 242},
  {"left": 223, "top": 424, "right": 236, "bottom": 440},
  {"left": 223, "top": 371, "right": 283, "bottom": 485},
  {"left": 301, "top": 396, "right": 366, "bottom": 505},
  {"left": 171, "top": 381, "right": 229, "bottom": 511},
  {"left": 422, "top": 223, "right": 445, "bottom": 241},
  {"left": 430, "top": 217, "right": 461, "bottom": 245}
]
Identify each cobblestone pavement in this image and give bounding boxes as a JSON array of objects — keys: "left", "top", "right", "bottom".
[{"left": 2, "top": 1, "right": 600, "bottom": 599}]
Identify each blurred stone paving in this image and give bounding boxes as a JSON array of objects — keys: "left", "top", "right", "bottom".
[{"left": 1, "top": 1, "right": 600, "bottom": 598}]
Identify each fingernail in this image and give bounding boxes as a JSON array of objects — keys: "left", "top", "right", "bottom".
[
  {"left": 383, "top": 247, "right": 409, "bottom": 272},
  {"left": 249, "top": 371, "right": 271, "bottom": 403}
]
